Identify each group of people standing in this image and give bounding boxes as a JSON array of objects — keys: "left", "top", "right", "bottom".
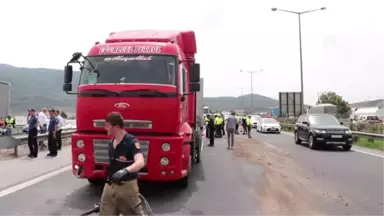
[
  {"left": 27, "top": 107, "right": 65, "bottom": 158},
  {"left": 204, "top": 112, "right": 253, "bottom": 149}
]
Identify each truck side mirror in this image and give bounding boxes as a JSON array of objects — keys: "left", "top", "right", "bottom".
[
  {"left": 64, "top": 65, "right": 73, "bottom": 83},
  {"left": 189, "top": 63, "right": 200, "bottom": 82},
  {"left": 189, "top": 82, "right": 200, "bottom": 92},
  {"left": 63, "top": 65, "right": 73, "bottom": 92},
  {"left": 63, "top": 83, "right": 72, "bottom": 92}
]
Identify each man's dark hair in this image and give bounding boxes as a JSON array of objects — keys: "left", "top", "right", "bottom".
[{"left": 105, "top": 112, "right": 124, "bottom": 128}]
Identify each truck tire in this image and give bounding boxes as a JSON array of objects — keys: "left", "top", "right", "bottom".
[
  {"left": 191, "top": 130, "right": 202, "bottom": 164},
  {"left": 88, "top": 178, "right": 104, "bottom": 186},
  {"left": 195, "top": 131, "right": 202, "bottom": 164},
  {"left": 176, "top": 176, "right": 189, "bottom": 189}
]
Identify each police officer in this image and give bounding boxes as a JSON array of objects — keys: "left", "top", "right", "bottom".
[
  {"left": 220, "top": 115, "right": 225, "bottom": 136},
  {"left": 5, "top": 115, "right": 15, "bottom": 136},
  {"left": 100, "top": 112, "right": 146, "bottom": 216},
  {"left": 214, "top": 115, "right": 222, "bottom": 138},
  {"left": 204, "top": 115, "right": 210, "bottom": 138},
  {"left": 27, "top": 109, "right": 38, "bottom": 158},
  {"left": 246, "top": 115, "right": 253, "bottom": 138}
]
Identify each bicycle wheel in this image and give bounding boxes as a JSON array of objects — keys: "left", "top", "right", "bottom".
[{"left": 139, "top": 194, "right": 153, "bottom": 216}]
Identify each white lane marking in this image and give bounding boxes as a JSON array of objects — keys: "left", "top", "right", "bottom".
[
  {"left": 280, "top": 131, "right": 384, "bottom": 159},
  {"left": 352, "top": 149, "right": 384, "bottom": 158},
  {"left": 0, "top": 165, "right": 72, "bottom": 198}
]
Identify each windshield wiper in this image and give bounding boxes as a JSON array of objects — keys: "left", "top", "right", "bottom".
[
  {"left": 120, "top": 89, "right": 170, "bottom": 97},
  {"left": 79, "top": 89, "right": 119, "bottom": 97}
]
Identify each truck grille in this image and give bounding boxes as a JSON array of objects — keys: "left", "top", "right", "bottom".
[
  {"left": 93, "top": 119, "right": 152, "bottom": 129},
  {"left": 326, "top": 129, "right": 345, "bottom": 134},
  {"left": 93, "top": 139, "right": 150, "bottom": 164}
]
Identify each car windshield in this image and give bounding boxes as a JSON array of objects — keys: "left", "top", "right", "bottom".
[
  {"left": 79, "top": 55, "right": 177, "bottom": 86},
  {"left": 367, "top": 116, "right": 379, "bottom": 120},
  {"left": 262, "top": 118, "right": 277, "bottom": 124},
  {"left": 309, "top": 115, "right": 340, "bottom": 125}
]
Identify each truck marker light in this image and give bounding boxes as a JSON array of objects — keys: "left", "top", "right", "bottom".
[
  {"left": 78, "top": 153, "right": 86, "bottom": 162},
  {"left": 160, "top": 157, "right": 169, "bottom": 166},
  {"left": 161, "top": 143, "right": 171, "bottom": 152},
  {"left": 161, "top": 171, "right": 166, "bottom": 175},
  {"left": 76, "top": 140, "right": 84, "bottom": 148}
]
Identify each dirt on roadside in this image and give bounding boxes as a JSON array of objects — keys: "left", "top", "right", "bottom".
[{"left": 232, "top": 137, "right": 326, "bottom": 215}]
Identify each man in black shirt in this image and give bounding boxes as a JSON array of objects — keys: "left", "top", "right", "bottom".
[
  {"left": 100, "top": 112, "right": 146, "bottom": 216},
  {"left": 27, "top": 109, "right": 39, "bottom": 158}
]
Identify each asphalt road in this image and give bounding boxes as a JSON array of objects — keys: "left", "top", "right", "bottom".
[
  {"left": 0, "top": 136, "right": 262, "bottom": 215},
  {"left": 254, "top": 130, "right": 384, "bottom": 216}
]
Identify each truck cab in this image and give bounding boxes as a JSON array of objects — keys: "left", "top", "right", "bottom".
[{"left": 63, "top": 30, "right": 203, "bottom": 188}]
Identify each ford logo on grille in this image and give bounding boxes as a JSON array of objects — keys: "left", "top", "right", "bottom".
[{"left": 114, "top": 102, "right": 130, "bottom": 109}]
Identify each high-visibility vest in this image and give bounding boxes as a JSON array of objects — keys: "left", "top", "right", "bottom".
[
  {"left": 246, "top": 118, "right": 252, "bottom": 126},
  {"left": 204, "top": 117, "right": 209, "bottom": 125},
  {"left": 5, "top": 118, "right": 15, "bottom": 128},
  {"left": 214, "top": 117, "right": 220, "bottom": 125}
]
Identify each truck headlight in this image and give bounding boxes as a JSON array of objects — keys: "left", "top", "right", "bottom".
[
  {"left": 77, "top": 153, "right": 86, "bottom": 162},
  {"left": 345, "top": 129, "right": 352, "bottom": 134},
  {"left": 161, "top": 143, "right": 171, "bottom": 152},
  {"left": 76, "top": 140, "right": 84, "bottom": 148},
  {"left": 160, "top": 157, "right": 169, "bottom": 166}
]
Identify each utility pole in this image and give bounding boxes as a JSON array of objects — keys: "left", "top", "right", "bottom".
[
  {"left": 271, "top": 7, "right": 326, "bottom": 113},
  {"left": 240, "top": 69, "right": 263, "bottom": 112}
]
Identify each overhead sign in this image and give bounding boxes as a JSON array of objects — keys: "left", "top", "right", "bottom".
[
  {"left": 279, "top": 92, "right": 302, "bottom": 117},
  {"left": 99, "top": 45, "right": 162, "bottom": 55}
]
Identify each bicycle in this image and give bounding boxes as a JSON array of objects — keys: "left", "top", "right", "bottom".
[
  {"left": 80, "top": 157, "right": 153, "bottom": 215},
  {"left": 80, "top": 193, "right": 153, "bottom": 216}
]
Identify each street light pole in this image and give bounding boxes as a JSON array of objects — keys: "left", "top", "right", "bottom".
[
  {"left": 271, "top": 7, "right": 326, "bottom": 114},
  {"left": 240, "top": 69, "right": 263, "bottom": 112}
]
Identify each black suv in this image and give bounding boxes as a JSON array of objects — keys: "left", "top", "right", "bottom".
[{"left": 294, "top": 114, "right": 353, "bottom": 150}]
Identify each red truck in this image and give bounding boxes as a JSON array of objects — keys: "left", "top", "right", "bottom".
[{"left": 62, "top": 30, "right": 204, "bottom": 188}]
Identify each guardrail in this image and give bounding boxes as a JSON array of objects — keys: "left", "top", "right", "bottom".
[
  {"left": 279, "top": 123, "right": 384, "bottom": 140},
  {"left": 0, "top": 129, "right": 76, "bottom": 157}
]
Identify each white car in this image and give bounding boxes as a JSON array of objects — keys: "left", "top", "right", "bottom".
[
  {"left": 251, "top": 115, "right": 262, "bottom": 128},
  {"left": 257, "top": 118, "right": 281, "bottom": 133}
]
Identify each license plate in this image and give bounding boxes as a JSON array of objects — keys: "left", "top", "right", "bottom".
[{"left": 331, "top": 135, "right": 342, "bottom": 138}]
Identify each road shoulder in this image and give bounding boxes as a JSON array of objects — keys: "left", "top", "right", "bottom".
[{"left": 233, "top": 135, "right": 330, "bottom": 215}]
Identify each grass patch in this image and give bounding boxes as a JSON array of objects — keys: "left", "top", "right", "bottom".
[{"left": 354, "top": 138, "right": 384, "bottom": 151}]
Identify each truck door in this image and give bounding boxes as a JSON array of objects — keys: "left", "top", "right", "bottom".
[{"left": 180, "top": 66, "right": 188, "bottom": 122}]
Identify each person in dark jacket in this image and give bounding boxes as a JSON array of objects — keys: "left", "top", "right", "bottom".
[
  {"left": 242, "top": 117, "right": 247, "bottom": 135},
  {"left": 207, "top": 115, "right": 215, "bottom": 146}
]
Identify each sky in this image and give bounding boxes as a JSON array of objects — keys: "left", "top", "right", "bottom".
[{"left": 0, "top": 0, "right": 383, "bottom": 105}]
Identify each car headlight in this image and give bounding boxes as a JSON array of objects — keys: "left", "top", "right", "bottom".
[
  {"left": 161, "top": 143, "right": 171, "bottom": 152},
  {"left": 314, "top": 129, "right": 327, "bottom": 133},
  {"left": 76, "top": 140, "right": 84, "bottom": 148},
  {"left": 345, "top": 129, "right": 352, "bottom": 134},
  {"left": 160, "top": 157, "right": 169, "bottom": 166},
  {"left": 77, "top": 153, "right": 86, "bottom": 162}
]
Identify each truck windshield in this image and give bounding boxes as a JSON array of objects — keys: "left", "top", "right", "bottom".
[{"left": 79, "top": 55, "right": 177, "bottom": 86}]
